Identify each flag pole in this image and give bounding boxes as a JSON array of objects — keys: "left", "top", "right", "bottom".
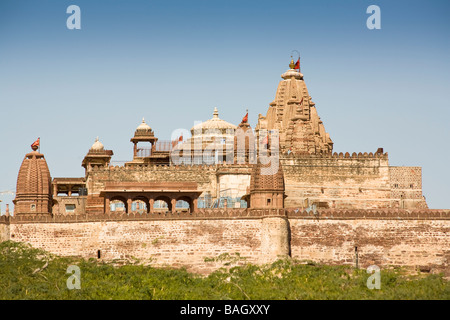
[{"left": 38, "top": 137, "right": 40, "bottom": 153}]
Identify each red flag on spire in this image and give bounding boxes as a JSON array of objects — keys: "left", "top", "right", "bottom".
[
  {"left": 294, "top": 58, "right": 300, "bottom": 70},
  {"left": 31, "top": 138, "right": 40, "bottom": 148},
  {"left": 242, "top": 112, "right": 248, "bottom": 123},
  {"left": 178, "top": 135, "right": 183, "bottom": 142}
]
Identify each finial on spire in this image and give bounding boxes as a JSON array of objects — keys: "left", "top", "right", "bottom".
[
  {"left": 142, "top": 117, "right": 145, "bottom": 123},
  {"left": 213, "top": 107, "right": 219, "bottom": 118},
  {"left": 290, "top": 50, "right": 301, "bottom": 71},
  {"left": 289, "top": 56, "right": 295, "bottom": 69}
]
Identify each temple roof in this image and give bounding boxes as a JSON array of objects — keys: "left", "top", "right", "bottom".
[{"left": 14, "top": 148, "right": 52, "bottom": 204}]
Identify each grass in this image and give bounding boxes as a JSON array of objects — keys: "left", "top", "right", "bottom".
[{"left": 0, "top": 241, "right": 448, "bottom": 300}]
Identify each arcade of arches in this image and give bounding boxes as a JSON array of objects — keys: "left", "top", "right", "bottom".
[{"left": 99, "top": 182, "right": 201, "bottom": 214}]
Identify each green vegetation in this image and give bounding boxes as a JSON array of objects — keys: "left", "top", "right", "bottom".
[{"left": 0, "top": 241, "right": 448, "bottom": 300}]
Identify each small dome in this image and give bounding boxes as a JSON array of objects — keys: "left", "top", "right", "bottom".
[
  {"left": 191, "top": 107, "right": 237, "bottom": 134},
  {"left": 136, "top": 118, "right": 152, "bottom": 131},
  {"left": 90, "top": 137, "right": 104, "bottom": 151}
]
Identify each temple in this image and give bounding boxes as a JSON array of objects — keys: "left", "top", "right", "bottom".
[
  {"left": 4, "top": 57, "right": 448, "bottom": 276},
  {"left": 12, "top": 58, "right": 427, "bottom": 216}
]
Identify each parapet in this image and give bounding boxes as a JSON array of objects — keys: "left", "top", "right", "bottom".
[
  {"left": 286, "top": 208, "right": 450, "bottom": 220},
  {"left": 5, "top": 208, "right": 449, "bottom": 224},
  {"left": 284, "top": 151, "right": 389, "bottom": 160}
]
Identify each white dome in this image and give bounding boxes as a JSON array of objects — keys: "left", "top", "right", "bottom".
[
  {"left": 91, "top": 137, "right": 104, "bottom": 151},
  {"left": 136, "top": 118, "right": 152, "bottom": 131},
  {"left": 191, "top": 108, "right": 237, "bottom": 134}
]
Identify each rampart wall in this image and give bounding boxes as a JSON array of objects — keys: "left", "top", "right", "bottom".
[{"left": 1, "top": 209, "right": 448, "bottom": 275}]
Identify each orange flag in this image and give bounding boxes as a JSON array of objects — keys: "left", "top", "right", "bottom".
[
  {"left": 242, "top": 113, "right": 248, "bottom": 123},
  {"left": 31, "top": 138, "right": 40, "bottom": 148},
  {"left": 294, "top": 58, "right": 300, "bottom": 70}
]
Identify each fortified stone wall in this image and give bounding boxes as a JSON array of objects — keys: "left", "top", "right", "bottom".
[
  {"left": 3, "top": 209, "right": 449, "bottom": 275},
  {"left": 281, "top": 153, "right": 392, "bottom": 209},
  {"left": 8, "top": 211, "right": 264, "bottom": 274},
  {"left": 390, "top": 166, "right": 427, "bottom": 209},
  {"left": 287, "top": 210, "right": 449, "bottom": 275}
]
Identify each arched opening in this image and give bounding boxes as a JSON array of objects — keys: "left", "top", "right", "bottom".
[
  {"left": 131, "top": 196, "right": 149, "bottom": 214},
  {"left": 131, "top": 199, "right": 148, "bottom": 214},
  {"left": 154, "top": 196, "right": 172, "bottom": 213},
  {"left": 110, "top": 196, "right": 128, "bottom": 213},
  {"left": 176, "top": 196, "right": 193, "bottom": 213}
]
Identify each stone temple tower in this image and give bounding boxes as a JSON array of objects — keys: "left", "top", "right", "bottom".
[
  {"left": 248, "top": 159, "right": 285, "bottom": 209},
  {"left": 256, "top": 58, "right": 333, "bottom": 155},
  {"left": 248, "top": 158, "right": 290, "bottom": 263},
  {"left": 13, "top": 144, "right": 52, "bottom": 216}
]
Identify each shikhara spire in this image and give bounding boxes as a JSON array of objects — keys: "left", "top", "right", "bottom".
[{"left": 256, "top": 57, "right": 332, "bottom": 155}]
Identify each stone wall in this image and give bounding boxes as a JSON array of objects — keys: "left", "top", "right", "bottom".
[
  {"left": 390, "top": 166, "right": 427, "bottom": 209},
  {"left": 3, "top": 209, "right": 449, "bottom": 275},
  {"left": 281, "top": 153, "right": 392, "bottom": 209},
  {"left": 289, "top": 215, "right": 449, "bottom": 275},
  {"left": 8, "top": 216, "right": 263, "bottom": 274},
  {"left": 52, "top": 196, "right": 87, "bottom": 215}
]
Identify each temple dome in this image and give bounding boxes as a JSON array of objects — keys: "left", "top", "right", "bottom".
[
  {"left": 90, "top": 137, "right": 104, "bottom": 151},
  {"left": 191, "top": 107, "right": 237, "bottom": 135},
  {"left": 136, "top": 118, "right": 152, "bottom": 131},
  {"left": 132, "top": 118, "right": 155, "bottom": 140}
]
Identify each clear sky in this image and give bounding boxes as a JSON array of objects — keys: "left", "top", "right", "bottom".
[{"left": 0, "top": 0, "right": 449, "bottom": 210}]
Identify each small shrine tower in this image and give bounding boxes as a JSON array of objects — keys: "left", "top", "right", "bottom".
[{"left": 13, "top": 143, "right": 52, "bottom": 216}]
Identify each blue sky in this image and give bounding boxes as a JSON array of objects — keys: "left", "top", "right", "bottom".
[{"left": 0, "top": 0, "right": 449, "bottom": 209}]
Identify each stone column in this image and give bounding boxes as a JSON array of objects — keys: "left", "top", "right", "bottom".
[
  {"left": 149, "top": 198, "right": 154, "bottom": 213},
  {"left": 260, "top": 215, "right": 290, "bottom": 264},
  {"left": 53, "top": 184, "right": 58, "bottom": 197},
  {"left": 192, "top": 199, "right": 197, "bottom": 213},
  {"left": 127, "top": 198, "right": 132, "bottom": 214},
  {"left": 105, "top": 197, "right": 110, "bottom": 214},
  {"left": 171, "top": 198, "right": 176, "bottom": 213}
]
